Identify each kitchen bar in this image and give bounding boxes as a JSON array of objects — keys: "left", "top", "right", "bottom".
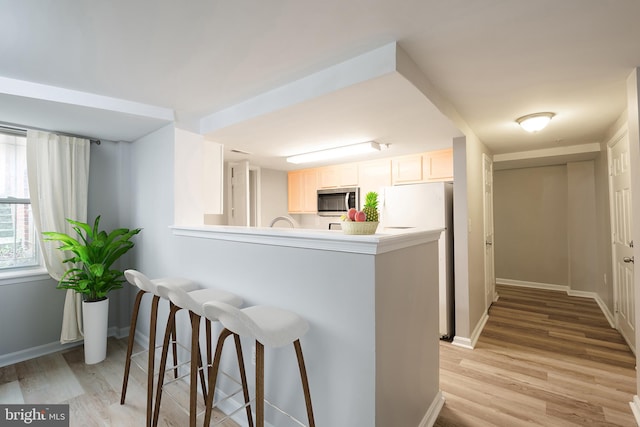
[{"left": 170, "top": 225, "right": 444, "bottom": 426}]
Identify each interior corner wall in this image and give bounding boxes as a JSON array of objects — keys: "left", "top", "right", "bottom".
[
  {"left": 452, "top": 136, "right": 470, "bottom": 339},
  {"left": 453, "top": 133, "right": 491, "bottom": 343},
  {"left": 494, "top": 161, "right": 607, "bottom": 295},
  {"left": 0, "top": 137, "right": 133, "bottom": 363},
  {"left": 494, "top": 165, "right": 569, "bottom": 286},
  {"left": 259, "top": 168, "right": 288, "bottom": 227},
  {"left": 566, "top": 161, "right": 599, "bottom": 293},
  {"left": 467, "top": 135, "right": 492, "bottom": 337},
  {"left": 88, "top": 139, "right": 134, "bottom": 335},
  {"left": 593, "top": 148, "right": 614, "bottom": 312}
]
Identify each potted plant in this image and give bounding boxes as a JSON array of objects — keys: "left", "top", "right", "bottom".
[{"left": 43, "top": 216, "right": 141, "bottom": 364}]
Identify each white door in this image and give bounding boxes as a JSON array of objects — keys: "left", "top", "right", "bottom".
[
  {"left": 228, "top": 160, "right": 249, "bottom": 226},
  {"left": 483, "top": 154, "right": 496, "bottom": 311},
  {"left": 608, "top": 130, "right": 635, "bottom": 351}
]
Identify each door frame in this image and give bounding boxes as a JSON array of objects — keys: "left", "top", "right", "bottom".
[
  {"left": 606, "top": 125, "right": 635, "bottom": 353},
  {"left": 482, "top": 153, "right": 496, "bottom": 311}
]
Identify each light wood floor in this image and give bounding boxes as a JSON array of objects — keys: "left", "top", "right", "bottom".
[
  {"left": 0, "top": 285, "right": 637, "bottom": 426},
  {"left": 435, "top": 285, "right": 637, "bottom": 427},
  {"left": 0, "top": 338, "right": 238, "bottom": 427}
]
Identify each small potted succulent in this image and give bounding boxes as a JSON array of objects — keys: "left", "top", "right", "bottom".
[{"left": 44, "top": 216, "right": 141, "bottom": 363}]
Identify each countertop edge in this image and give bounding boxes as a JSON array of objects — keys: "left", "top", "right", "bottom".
[{"left": 170, "top": 225, "right": 443, "bottom": 255}]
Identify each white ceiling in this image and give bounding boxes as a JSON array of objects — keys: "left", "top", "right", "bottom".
[{"left": 1, "top": 0, "right": 639, "bottom": 170}]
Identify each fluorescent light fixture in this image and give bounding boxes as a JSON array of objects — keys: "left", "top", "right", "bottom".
[
  {"left": 516, "top": 112, "right": 555, "bottom": 132},
  {"left": 286, "top": 141, "right": 381, "bottom": 164}
]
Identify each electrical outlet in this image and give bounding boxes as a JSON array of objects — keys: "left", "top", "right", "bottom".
[{"left": 251, "top": 345, "right": 256, "bottom": 365}]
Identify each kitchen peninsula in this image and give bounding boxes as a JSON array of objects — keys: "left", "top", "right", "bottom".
[{"left": 170, "top": 225, "right": 444, "bottom": 427}]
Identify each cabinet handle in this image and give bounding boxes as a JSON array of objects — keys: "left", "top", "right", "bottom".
[{"left": 623, "top": 256, "right": 635, "bottom": 264}]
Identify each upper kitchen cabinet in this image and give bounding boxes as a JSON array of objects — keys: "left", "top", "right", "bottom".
[
  {"left": 317, "top": 164, "right": 359, "bottom": 188},
  {"left": 288, "top": 169, "right": 318, "bottom": 213},
  {"left": 392, "top": 154, "right": 423, "bottom": 184},
  {"left": 392, "top": 148, "right": 453, "bottom": 185},
  {"left": 423, "top": 148, "right": 453, "bottom": 181},
  {"left": 358, "top": 159, "right": 392, "bottom": 200},
  {"left": 174, "top": 128, "right": 224, "bottom": 225}
]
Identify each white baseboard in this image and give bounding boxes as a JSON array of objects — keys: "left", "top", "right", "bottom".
[
  {"left": 496, "top": 278, "right": 569, "bottom": 292},
  {"left": 0, "top": 340, "right": 83, "bottom": 368},
  {"left": 419, "top": 390, "right": 445, "bottom": 427},
  {"left": 630, "top": 395, "right": 640, "bottom": 425},
  {"left": 452, "top": 312, "right": 489, "bottom": 350},
  {"left": 0, "top": 326, "right": 130, "bottom": 368},
  {"left": 496, "top": 278, "right": 616, "bottom": 328}
]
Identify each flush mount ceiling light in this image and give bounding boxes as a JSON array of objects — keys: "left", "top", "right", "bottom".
[
  {"left": 286, "top": 141, "right": 382, "bottom": 164},
  {"left": 516, "top": 112, "right": 555, "bottom": 132}
]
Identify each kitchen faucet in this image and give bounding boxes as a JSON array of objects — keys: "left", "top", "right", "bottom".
[{"left": 269, "top": 215, "right": 297, "bottom": 228}]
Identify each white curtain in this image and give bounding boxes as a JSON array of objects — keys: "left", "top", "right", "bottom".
[{"left": 26, "top": 130, "right": 90, "bottom": 344}]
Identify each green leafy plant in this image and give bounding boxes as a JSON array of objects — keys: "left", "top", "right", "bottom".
[{"left": 43, "top": 216, "right": 142, "bottom": 302}]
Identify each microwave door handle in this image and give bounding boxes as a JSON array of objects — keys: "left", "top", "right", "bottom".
[{"left": 345, "top": 192, "right": 351, "bottom": 210}]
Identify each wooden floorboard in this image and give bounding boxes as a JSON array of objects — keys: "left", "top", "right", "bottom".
[
  {"left": 435, "top": 285, "right": 637, "bottom": 427},
  {"left": 0, "top": 338, "right": 238, "bottom": 427},
  {"left": 0, "top": 284, "right": 636, "bottom": 426}
]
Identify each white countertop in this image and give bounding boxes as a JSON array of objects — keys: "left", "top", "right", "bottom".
[{"left": 170, "top": 224, "right": 443, "bottom": 255}]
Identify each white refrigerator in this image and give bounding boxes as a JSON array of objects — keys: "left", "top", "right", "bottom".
[{"left": 379, "top": 182, "right": 454, "bottom": 339}]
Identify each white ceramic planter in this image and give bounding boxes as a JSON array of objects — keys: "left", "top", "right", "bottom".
[{"left": 82, "top": 298, "right": 109, "bottom": 364}]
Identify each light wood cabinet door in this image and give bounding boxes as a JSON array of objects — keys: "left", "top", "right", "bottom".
[
  {"left": 424, "top": 148, "right": 453, "bottom": 181},
  {"left": 302, "top": 169, "right": 318, "bottom": 212},
  {"left": 358, "top": 159, "right": 392, "bottom": 204},
  {"left": 318, "top": 164, "right": 358, "bottom": 188},
  {"left": 288, "top": 169, "right": 317, "bottom": 213},
  {"left": 392, "top": 154, "right": 423, "bottom": 184},
  {"left": 288, "top": 170, "right": 304, "bottom": 213}
]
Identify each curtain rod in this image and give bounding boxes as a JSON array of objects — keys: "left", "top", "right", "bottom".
[{"left": 0, "top": 122, "right": 101, "bottom": 145}]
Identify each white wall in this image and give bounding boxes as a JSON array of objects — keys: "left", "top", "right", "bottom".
[
  {"left": 129, "top": 124, "right": 354, "bottom": 425},
  {"left": 452, "top": 133, "right": 493, "bottom": 346},
  {"left": 258, "top": 167, "right": 288, "bottom": 227},
  {"left": 0, "top": 138, "right": 132, "bottom": 365},
  {"left": 494, "top": 165, "right": 569, "bottom": 286},
  {"left": 494, "top": 160, "right": 609, "bottom": 295},
  {"left": 567, "top": 161, "right": 600, "bottom": 293}
]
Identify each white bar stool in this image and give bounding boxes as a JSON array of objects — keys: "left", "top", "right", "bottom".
[
  {"left": 152, "top": 285, "right": 252, "bottom": 427},
  {"left": 202, "top": 301, "right": 315, "bottom": 427},
  {"left": 120, "top": 269, "right": 200, "bottom": 427}
]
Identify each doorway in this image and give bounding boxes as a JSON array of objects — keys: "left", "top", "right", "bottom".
[
  {"left": 228, "top": 160, "right": 261, "bottom": 226},
  {"left": 483, "top": 153, "right": 496, "bottom": 311}
]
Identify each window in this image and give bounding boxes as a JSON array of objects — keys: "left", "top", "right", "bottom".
[{"left": 0, "top": 130, "right": 39, "bottom": 270}]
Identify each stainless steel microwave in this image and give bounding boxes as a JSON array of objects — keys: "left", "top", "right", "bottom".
[{"left": 317, "top": 187, "right": 359, "bottom": 216}]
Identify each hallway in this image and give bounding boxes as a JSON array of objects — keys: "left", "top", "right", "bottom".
[{"left": 435, "top": 284, "right": 636, "bottom": 426}]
